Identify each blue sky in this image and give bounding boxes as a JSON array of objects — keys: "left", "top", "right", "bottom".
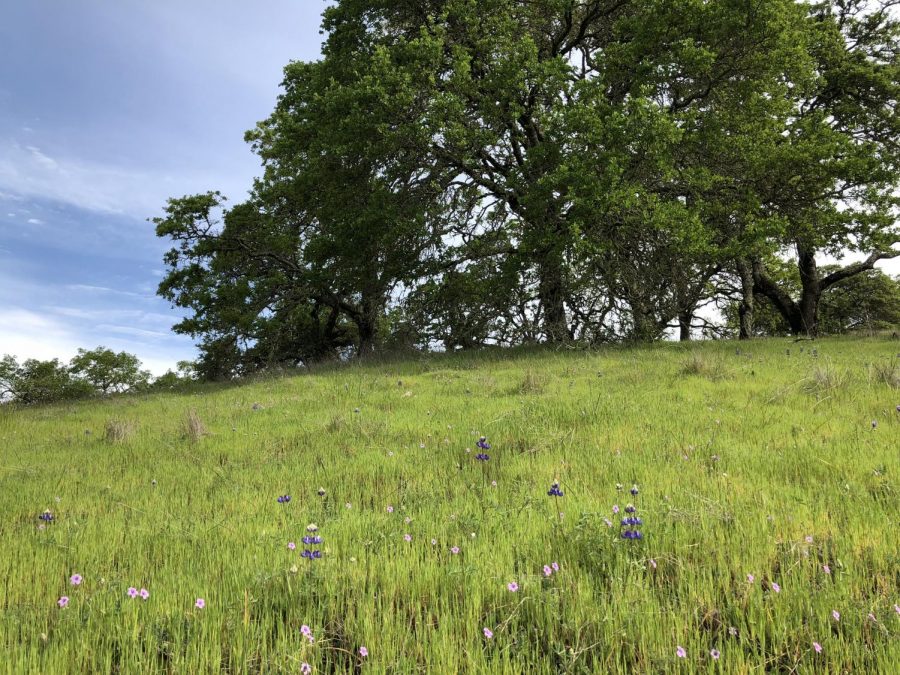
[{"left": 0, "top": 1, "right": 325, "bottom": 373}]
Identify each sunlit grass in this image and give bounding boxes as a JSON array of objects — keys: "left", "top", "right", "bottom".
[{"left": 1, "top": 337, "right": 898, "bottom": 673}]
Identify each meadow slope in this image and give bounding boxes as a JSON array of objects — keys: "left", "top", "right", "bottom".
[{"left": 1, "top": 338, "right": 898, "bottom": 673}]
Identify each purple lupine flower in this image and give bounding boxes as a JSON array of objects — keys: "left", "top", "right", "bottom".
[
  {"left": 630, "top": 485, "right": 639, "bottom": 496},
  {"left": 483, "top": 627, "right": 493, "bottom": 639},
  {"left": 676, "top": 646, "right": 686, "bottom": 658},
  {"left": 475, "top": 453, "right": 490, "bottom": 461},
  {"left": 359, "top": 646, "right": 368, "bottom": 657},
  {"left": 196, "top": 598, "right": 205, "bottom": 609},
  {"left": 507, "top": 581, "right": 519, "bottom": 592},
  {"left": 547, "top": 483, "right": 564, "bottom": 497},
  {"left": 476, "top": 437, "right": 491, "bottom": 450},
  {"left": 624, "top": 504, "right": 635, "bottom": 514},
  {"left": 277, "top": 495, "right": 291, "bottom": 504},
  {"left": 39, "top": 510, "right": 54, "bottom": 522},
  {"left": 70, "top": 574, "right": 82, "bottom": 586},
  {"left": 57, "top": 596, "right": 69, "bottom": 608},
  {"left": 306, "top": 523, "right": 318, "bottom": 532}
]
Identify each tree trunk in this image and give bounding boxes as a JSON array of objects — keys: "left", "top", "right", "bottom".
[
  {"left": 538, "top": 251, "right": 569, "bottom": 344},
  {"left": 796, "top": 244, "right": 820, "bottom": 337},
  {"left": 736, "top": 259, "right": 755, "bottom": 340},
  {"left": 355, "top": 293, "right": 381, "bottom": 358},
  {"left": 678, "top": 311, "right": 692, "bottom": 341}
]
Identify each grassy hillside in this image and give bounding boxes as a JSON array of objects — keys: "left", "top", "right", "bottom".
[{"left": 1, "top": 338, "right": 898, "bottom": 673}]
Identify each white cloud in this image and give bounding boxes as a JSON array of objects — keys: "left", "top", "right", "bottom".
[
  {"left": 0, "top": 139, "right": 250, "bottom": 219},
  {"left": 26, "top": 217, "right": 43, "bottom": 224}
]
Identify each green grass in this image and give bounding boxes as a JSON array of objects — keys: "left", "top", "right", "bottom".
[{"left": 1, "top": 338, "right": 898, "bottom": 673}]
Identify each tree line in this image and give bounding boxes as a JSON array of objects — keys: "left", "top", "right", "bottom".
[
  {"left": 153, "top": 0, "right": 900, "bottom": 378},
  {"left": 0, "top": 348, "right": 194, "bottom": 405}
]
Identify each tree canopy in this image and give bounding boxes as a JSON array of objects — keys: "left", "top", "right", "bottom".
[{"left": 155, "top": 0, "right": 900, "bottom": 375}]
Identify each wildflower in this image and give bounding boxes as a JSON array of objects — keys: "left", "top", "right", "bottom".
[
  {"left": 676, "top": 646, "right": 686, "bottom": 658},
  {"left": 551, "top": 561, "right": 559, "bottom": 572},
  {"left": 317, "top": 487, "right": 326, "bottom": 496},
  {"left": 301, "top": 625, "right": 314, "bottom": 643},
  {"left": 70, "top": 574, "right": 82, "bottom": 586},
  {"left": 547, "top": 482, "right": 564, "bottom": 497},
  {"left": 302, "top": 536, "right": 323, "bottom": 545},
  {"left": 288, "top": 542, "right": 296, "bottom": 551},
  {"left": 57, "top": 596, "right": 69, "bottom": 608},
  {"left": 630, "top": 485, "right": 639, "bottom": 496},
  {"left": 491, "top": 480, "right": 497, "bottom": 487},
  {"left": 747, "top": 574, "right": 755, "bottom": 583},
  {"left": 771, "top": 582, "right": 781, "bottom": 593},
  {"left": 805, "top": 535, "right": 813, "bottom": 544},
  {"left": 612, "top": 505, "right": 620, "bottom": 515},
  {"left": 543, "top": 565, "right": 552, "bottom": 577},
  {"left": 868, "top": 613, "right": 877, "bottom": 623},
  {"left": 359, "top": 646, "right": 368, "bottom": 657},
  {"left": 507, "top": 582, "right": 519, "bottom": 592},
  {"left": 813, "top": 642, "right": 822, "bottom": 654},
  {"left": 139, "top": 588, "right": 150, "bottom": 600},
  {"left": 823, "top": 564, "right": 831, "bottom": 575},
  {"left": 301, "top": 663, "right": 312, "bottom": 674},
  {"left": 277, "top": 495, "right": 291, "bottom": 504},
  {"left": 832, "top": 610, "right": 840, "bottom": 621},
  {"left": 483, "top": 627, "right": 493, "bottom": 639},
  {"left": 603, "top": 518, "right": 613, "bottom": 527},
  {"left": 404, "top": 534, "right": 412, "bottom": 542},
  {"left": 404, "top": 516, "right": 412, "bottom": 524},
  {"left": 450, "top": 546, "right": 460, "bottom": 555},
  {"left": 649, "top": 559, "right": 657, "bottom": 569},
  {"left": 386, "top": 505, "right": 394, "bottom": 513},
  {"left": 894, "top": 604, "right": 900, "bottom": 615},
  {"left": 306, "top": 523, "right": 318, "bottom": 532},
  {"left": 871, "top": 420, "right": 877, "bottom": 429},
  {"left": 345, "top": 502, "right": 352, "bottom": 509},
  {"left": 615, "top": 483, "right": 623, "bottom": 491},
  {"left": 624, "top": 504, "right": 636, "bottom": 514},
  {"left": 476, "top": 437, "right": 491, "bottom": 450},
  {"left": 710, "top": 649, "right": 720, "bottom": 660},
  {"left": 728, "top": 626, "right": 737, "bottom": 637},
  {"left": 475, "top": 453, "right": 490, "bottom": 461},
  {"left": 196, "top": 598, "right": 205, "bottom": 609},
  {"left": 127, "top": 587, "right": 138, "bottom": 598},
  {"left": 431, "top": 539, "right": 437, "bottom": 546},
  {"left": 39, "top": 510, "right": 54, "bottom": 522}
]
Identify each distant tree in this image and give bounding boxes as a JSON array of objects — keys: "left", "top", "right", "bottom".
[
  {"left": 819, "top": 268, "right": 900, "bottom": 334},
  {"left": 69, "top": 347, "right": 151, "bottom": 394},
  {"left": 0, "top": 356, "right": 94, "bottom": 405}
]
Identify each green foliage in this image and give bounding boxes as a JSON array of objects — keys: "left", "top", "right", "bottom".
[
  {"left": 69, "top": 347, "right": 151, "bottom": 394},
  {"left": 819, "top": 269, "right": 900, "bottom": 334},
  {"left": 0, "top": 356, "right": 94, "bottom": 405}
]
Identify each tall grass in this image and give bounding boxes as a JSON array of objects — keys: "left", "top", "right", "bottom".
[{"left": 1, "top": 337, "right": 898, "bottom": 673}]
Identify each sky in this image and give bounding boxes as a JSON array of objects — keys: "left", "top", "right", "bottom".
[{"left": 0, "top": 0, "right": 326, "bottom": 374}]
